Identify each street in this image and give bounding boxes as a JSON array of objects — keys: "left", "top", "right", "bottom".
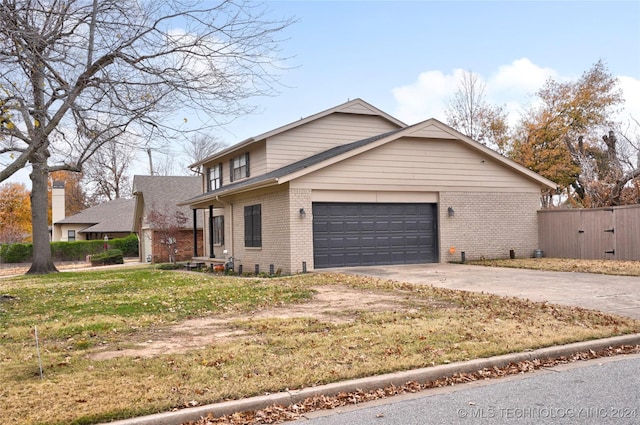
[{"left": 292, "top": 354, "right": 640, "bottom": 424}]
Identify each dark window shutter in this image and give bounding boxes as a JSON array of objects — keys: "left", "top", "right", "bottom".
[
  {"left": 243, "top": 204, "right": 262, "bottom": 247},
  {"left": 229, "top": 159, "right": 234, "bottom": 183},
  {"left": 245, "top": 152, "right": 250, "bottom": 177},
  {"left": 244, "top": 206, "right": 252, "bottom": 246},
  {"left": 253, "top": 204, "right": 261, "bottom": 246},
  {"left": 218, "top": 163, "right": 223, "bottom": 187}
]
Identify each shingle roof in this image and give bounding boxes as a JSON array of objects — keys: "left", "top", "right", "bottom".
[
  {"left": 56, "top": 197, "right": 136, "bottom": 233},
  {"left": 132, "top": 175, "right": 203, "bottom": 228}
]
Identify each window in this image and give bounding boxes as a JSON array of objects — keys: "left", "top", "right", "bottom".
[
  {"left": 244, "top": 204, "right": 261, "bottom": 247},
  {"left": 67, "top": 230, "right": 76, "bottom": 241},
  {"left": 230, "top": 153, "right": 250, "bottom": 182},
  {"left": 208, "top": 164, "right": 222, "bottom": 191},
  {"left": 213, "top": 215, "right": 224, "bottom": 245}
]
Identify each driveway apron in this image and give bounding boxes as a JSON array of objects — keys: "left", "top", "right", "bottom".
[{"left": 322, "top": 263, "right": 640, "bottom": 320}]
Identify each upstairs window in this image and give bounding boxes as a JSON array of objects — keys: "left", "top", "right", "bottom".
[
  {"left": 230, "top": 153, "right": 250, "bottom": 182},
  {"left": 208, "top": 164, "right": 222, "bottom": 191}
]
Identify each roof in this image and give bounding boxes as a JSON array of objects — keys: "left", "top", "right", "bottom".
[
  {"left": 188, "top": 98, "right": 407, "bottom": 169},
  {"left": 55, "top": 197, "right": 136, "bottom": 233},
  {"left": 132, "top": 175, "right": 204, "bottom": 229},
  {"left": 181, "top": 129, "right": 404, "bottom": 206},
  {"left": 181, "top": 118, "right": 557, "bottom": 207}
]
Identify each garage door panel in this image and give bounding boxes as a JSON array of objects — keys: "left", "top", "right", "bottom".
[
  {"left": 313, "top": 202, "right": 437, "bottom": 268},
  {"left": 343, "top": 221, "right": 361, "bottom": 233}
]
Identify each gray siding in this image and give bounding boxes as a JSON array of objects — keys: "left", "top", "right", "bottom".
[{"left": 292, "top": 137, "right": 542, "bottom": 192}]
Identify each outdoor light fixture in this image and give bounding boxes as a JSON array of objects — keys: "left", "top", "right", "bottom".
[
  {"left": 447, "top": 207, "right": 455, "bottom": 217},
  {"left": 299, "top": 208, "right": 306, "bottom": 218}
]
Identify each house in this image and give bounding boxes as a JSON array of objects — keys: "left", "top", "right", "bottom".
[
  {"left": 132, "top": 175, "right": 203, "bottom": 263},
  {"left": 52, "top": 181, "right": 135, "bottom": 242},
  {"left": 52, "top": 176, "right": 204, "bottom": 264},
  {"left": 181, "top": 99, "right": 557, "bottom": 274}
]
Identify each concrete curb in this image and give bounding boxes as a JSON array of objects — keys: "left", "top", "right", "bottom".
[{"left": 103, "top": 333, "right": 640, "bottom": 425}]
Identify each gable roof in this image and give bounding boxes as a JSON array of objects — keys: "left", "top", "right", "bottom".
[
  {"left": 132, "top": 175, "right": 203, "bottom": 229},
  {"left": 188, "top": 98, "right": 406, "bottom": 169},
  {"left": 55, "top": 197, "right": 136, "bottom": 234},
  {"left": 181, "top": 118, "right": 557, "bottom": 207}
]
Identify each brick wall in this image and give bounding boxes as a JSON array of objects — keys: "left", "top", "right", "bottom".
[
  {"left": 150, "top": 229, "right": 203, "bottom": 263},
  {"left": 289, "top": 188, "right": 314, "bottom": 273},
  {"left": 439, "top": 192, "right": 540, "bottom": 262},
  {"left": 231, "top": 187, "right": 292, "bottom": 274}
]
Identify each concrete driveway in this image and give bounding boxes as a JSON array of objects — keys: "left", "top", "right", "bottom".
[{"left": 322, "top": 263, "right": 640, "bottom": 320}]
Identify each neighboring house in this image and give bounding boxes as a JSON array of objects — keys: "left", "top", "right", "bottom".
[
  {"left": 181, "top": 98, "right": 557, "bottom": 274},
  {"left": 52, "top": 185, "right": 135, "bottom": 242},
  {"left": 132, "top": 175, "right": 203, "bottom": 263}
]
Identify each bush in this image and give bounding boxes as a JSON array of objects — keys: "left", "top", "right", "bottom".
[
  {"left": 50, "top": 240, "right": 103, "bottom": 261},
  {"left": 90, "top": 249, "right": 124, "bottom": 266},
  {"left": 0, "top": 243, "right": 32, "bottom": 263},
  {"left": 112, "top": 234, "right": 139, "bottom": 257},
  {"left": 156, "top": 262, "right": 184, "bottom": 270},
  {"left": 0, "top": 235, "right": 138, "bottom": 263}
]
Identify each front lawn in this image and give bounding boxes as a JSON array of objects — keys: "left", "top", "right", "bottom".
[
  {"left": 467, "top": 258, "right": 640, "bottom": 276},
  {"left": 1, "top": 267, "right": 638, "bottom": 425}
]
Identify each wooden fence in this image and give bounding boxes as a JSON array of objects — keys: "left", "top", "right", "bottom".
[{"left": 537, "top": 205, "right": 640, "bottom": 260}]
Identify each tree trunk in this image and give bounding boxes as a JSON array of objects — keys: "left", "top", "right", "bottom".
[{"left": 27, "top": 157, "right": 58, "bottom": 274}]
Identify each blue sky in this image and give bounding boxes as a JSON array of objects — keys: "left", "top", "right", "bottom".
[
  {"left": 216, "top": 0, "right": 640, "bottom": 143},
  {"left": 6, "top": 0, "right": 640, "bottom": 185}
]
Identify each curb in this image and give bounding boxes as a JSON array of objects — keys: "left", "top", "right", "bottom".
[{"left": 103, "top": 333, "right": 640, "bottom": 425}]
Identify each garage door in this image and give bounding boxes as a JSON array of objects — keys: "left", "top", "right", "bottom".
[{"left": 313, "top": 202, "right": 437, "bottom": 268}]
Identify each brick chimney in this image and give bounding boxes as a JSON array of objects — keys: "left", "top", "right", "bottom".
[{"left": 52, "top": 181, "right": 65, "bottom": 242}]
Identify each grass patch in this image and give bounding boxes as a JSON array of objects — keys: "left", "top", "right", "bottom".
[
  {"left": 467, "top": 258, "right": 640, "bottom": 276},
  {"left": 1, "top": 267, "right": 638, "bottom": 425}
]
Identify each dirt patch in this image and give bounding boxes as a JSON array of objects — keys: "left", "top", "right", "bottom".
[{"left": 91, "top": 285, "right": 438, "bottom": 360}]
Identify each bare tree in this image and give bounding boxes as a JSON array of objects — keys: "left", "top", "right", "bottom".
[
  {"left": 83, "top": 137, "right": 135, "bottom": 202},
  {"left": 0, "top": 0, "right": 291, "bottom": 273},
  {"left": 150, "top": 149, "right": 179, "bottom": 176},
  {"left": 184, "top": 133, "right": 225, "bottom": 174},
  {"left": 445, "top": 70, "right": 510, "bottom": 153}
]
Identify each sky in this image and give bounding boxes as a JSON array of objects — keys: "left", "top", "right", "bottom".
[
  {"left": 215, "top": 0, "right": 640, "bottom": 141},
  {"left": 6, "top": 0, "right": 640, "bottom": 186}
]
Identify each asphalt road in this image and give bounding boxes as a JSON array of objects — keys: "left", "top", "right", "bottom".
[{"left": 292, "top": 354, "right": 640, "bottom": 425}]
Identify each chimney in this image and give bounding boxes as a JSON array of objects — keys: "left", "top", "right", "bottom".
[{"left": 52, "top": 181, "right": 65, "bottom": 242}]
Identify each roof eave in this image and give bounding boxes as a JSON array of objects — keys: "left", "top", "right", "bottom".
[{"left": 178, "top": 177, "right": 280, "bottom": 208}]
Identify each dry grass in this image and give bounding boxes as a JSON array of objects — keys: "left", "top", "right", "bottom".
[
  {"left": 1, "top": 267, "right": 639, "bottom": 425},
  {"left": 468, "top": 258, "right": 640, "bottom": 276}
]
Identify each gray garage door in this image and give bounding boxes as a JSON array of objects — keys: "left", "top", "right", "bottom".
[{"left": 313, "top": 202, "right": 438, "bottom": 268}]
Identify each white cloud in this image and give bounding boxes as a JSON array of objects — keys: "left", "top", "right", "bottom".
[
  {"left": 488, "top": 58, "right": 557, "bottom": 102},
  {"left": 391, "top": 70, "right": 461, "bottom": 124},
  {"left": 487, "top": 58, "right": 557, "bottom": 122},
  {"left": 392, "top": 58, "right": 567, "bottom": 127},
  {"left": 618, "top": 75, "right": 640, "bottom": 123}
]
